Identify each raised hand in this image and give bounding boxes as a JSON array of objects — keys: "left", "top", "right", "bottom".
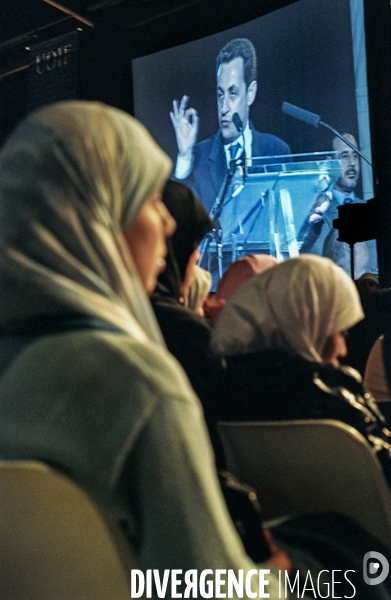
[
  {"left": 308, "top": 190, "right": 332, "bottom": 223},
  {"left": 170, "top": 95, "right": 199, "bottom": 159}
]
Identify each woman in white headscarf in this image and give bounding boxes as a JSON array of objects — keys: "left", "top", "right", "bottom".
[
  {"left": 0, "top": 100, "right": 293, "bottom": 593},
  {"left": 211, "top": 254, "right": 391, "bottom": 484}
]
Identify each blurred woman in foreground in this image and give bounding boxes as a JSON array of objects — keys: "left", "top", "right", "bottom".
[{"left": 0, "top": 100, "right": 288, "bottom": 595}]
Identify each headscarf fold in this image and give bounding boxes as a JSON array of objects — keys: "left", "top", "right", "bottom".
[
  {"left": 211, "top": 254, "right": 364, "bottom": 362},
  {"left": 0, "top": 100, "right": 172, "bottom": 344}
]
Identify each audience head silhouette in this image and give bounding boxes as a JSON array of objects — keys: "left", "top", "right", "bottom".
[
  {"left": 215, "top": 253, "right": 279, "bottom": 302},
  {"left": 156, "top": 180, "right": 213, "bottom": 301}
]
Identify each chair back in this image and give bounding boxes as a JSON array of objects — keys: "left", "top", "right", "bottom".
[
  {"left": 0, "top": 460, "right": 139, "bottom": 600},
  {"left": 218, "top": 419, "right": 391, "bottom": 547}
]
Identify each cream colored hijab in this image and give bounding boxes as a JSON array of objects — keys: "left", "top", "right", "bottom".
[
  {"left": 0, "top": 101, "right": 172, "bottom": 345},
  {"left": 211, "top": 254, "right": 364, "bottom": 362}
]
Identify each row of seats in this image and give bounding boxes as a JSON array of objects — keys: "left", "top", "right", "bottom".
[{"left": 1, "top": 419, "right": 390, "bottom": 599}]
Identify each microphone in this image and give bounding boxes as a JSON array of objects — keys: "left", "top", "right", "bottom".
[
  {"left": 282, "top": 102, "right": 320, "bottom": 128},
  {"left": 281, "top": 101, "right": 373, "bottom": 168},
  {"left": 232, "top": 112, "right": 243, "bottom": 133},
  {"left": 230, "top": 113, "right": 246, "bottom": 184},
  {"left": 229, "top": 113, "right": 246, "bottom": 191}
]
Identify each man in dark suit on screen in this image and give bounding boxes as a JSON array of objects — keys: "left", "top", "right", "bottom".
[
  {"left": 299, "top": 133, "right": 377, "bottom": 278},
  {"left": 170, "top": 38, "right": 290, "bottom": 213}
]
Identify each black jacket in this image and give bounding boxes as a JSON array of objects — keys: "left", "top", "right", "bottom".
[{"left": 215, "top": 348, "right": 391, "bottom": 485}]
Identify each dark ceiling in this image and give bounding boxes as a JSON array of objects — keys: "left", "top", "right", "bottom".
[
  {"left": 0, "top": 0, "right": 201, "bottom": 77},
  {"left": 0, "top": 1, "right": 198, "bottom": 45},
  {"left": 0, "top": 1, "right": 206, "bottom": 51},
  {"left": 0, "top": 0, "right": 301, "bottom": 142},
  {"left": 0, "top": 0, "right": 299, "bottom": 78}
]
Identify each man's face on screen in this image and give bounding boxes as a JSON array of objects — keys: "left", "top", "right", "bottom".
[
  {"left": 332, "top": 135, "right": 360, "bottom": 194},
  {"left": 216, "top": 57, "right": 257, "bottom": 144}
]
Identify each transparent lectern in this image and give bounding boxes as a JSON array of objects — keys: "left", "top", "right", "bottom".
[{"left": 199, "top": 151, "right": 341, "bottom": 288}]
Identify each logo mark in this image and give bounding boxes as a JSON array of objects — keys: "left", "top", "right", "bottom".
[{"left": 363, "top": 551, "right": 389, "bottom": 585}]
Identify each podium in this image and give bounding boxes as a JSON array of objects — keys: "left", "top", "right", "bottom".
[{"left": 199, "top": 151, "right": 341, "bottom": 288}]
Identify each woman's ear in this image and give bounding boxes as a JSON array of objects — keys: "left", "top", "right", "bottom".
[{"left": 320, "top": 332, "right": 347, "bottom": 365}]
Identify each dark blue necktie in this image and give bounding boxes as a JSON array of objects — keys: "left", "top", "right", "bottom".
[{"left": 229, "top": 142, "right": 241, "bottom": 160}]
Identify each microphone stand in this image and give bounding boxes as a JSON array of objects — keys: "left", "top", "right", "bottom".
[
  {"left": 198, "top": 155, "right": 243, "bottom": 280},
  {"left": 282, "top": 102, "right": 372, "bottom": 167},
  {"left": 199, "top": 113, "right": 246, "bottom": 281},
  {"left": 319, "top": 121, "right": 372, "bottom": 168},
  {"left": 230, "top": 117, "right": 246, "bottom": 259}
]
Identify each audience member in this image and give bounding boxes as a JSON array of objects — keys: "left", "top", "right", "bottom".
[
  {"left": 364, "top": 334, "right": 391, "bottom": 426},
  {"left": 184, "top": 265, "right": 212, "bottom": 316},
  {"left": 150, "top": 180, "right": 225, "bottom": 452},
  {"left": 356, "top": 272, "right": 380, "bottom": 297},
  {"left": 203, "top": 293, "right": 227, "bottom": 326},
  {"left": 211, "top": 254, "right": 391, "bottom": 485},
  {"left": 215, "top": 253, "right": 279, "bottom": 302},
  {"left": 204, "top": 253, "right": 279, "bottom": 325},
  {"left": 340, "top": 286, "right": 391, "bottom": 376},
  {"left": 365, "top": 335, "right": 389, "bottom": 400},
  {"left": 0, "top": 101, "right": 290, "bottom": 589}
]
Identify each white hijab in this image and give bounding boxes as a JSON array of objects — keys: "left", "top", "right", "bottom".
[
  {"left": 211, "top": 254, "right": 364, "bottom": 362},
  {"left": 0, "top": 101, "right": 172, "bottom": 345}
]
